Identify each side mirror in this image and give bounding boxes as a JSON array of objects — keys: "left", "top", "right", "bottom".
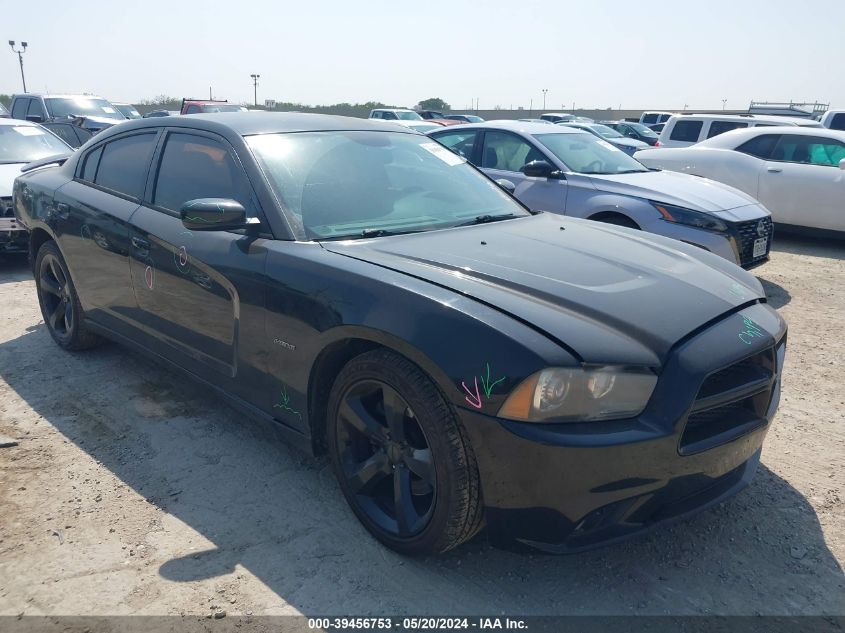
[
  {"left": 26, "top": 114, "right": 44, "bottom": 123},
  {"left": 180, "top": 198, "right": 247, "bottom": 231},
  {"left": 626, "top": 132, "right": 637, "bottom": 138},
  {"left": 840, "top": 158, "right": 845, "bottom": 171},
  {"left": 521, "top": 160, "right": 559, "bottom": 179},
  {"left": 495, "top": 179, "right": 516, "bottom": 195}
]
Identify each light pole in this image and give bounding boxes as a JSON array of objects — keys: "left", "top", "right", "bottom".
[
  {"left": 542, "top": 88, "right": 548, "bottom": 110},
  {"left": 9, "top": 40, "right": 28, "bottom": 93},
  {"left": 250, "top": 73, "right": 260, "bottom": 107},
  {"left": 722, "top": 99, "right": 727, "bottom": 110}
]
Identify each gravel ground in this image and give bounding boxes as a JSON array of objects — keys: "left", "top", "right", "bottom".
[{"left": 0, "top": 235, "right": 843, "bottom": 617}]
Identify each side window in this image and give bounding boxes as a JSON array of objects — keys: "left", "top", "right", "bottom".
[
  {"left": 26, "top": 99, "right": 45, "bottom": 121},
  {"left": 707, "top": 121, "right": 748, "bottom": 139},
  {"left": 736, "top": 134, "right": 780, "bottom": 160},
  {"left": 153, "top": 133, "right": 255, "bottom": 215},
  {"left": 642, "top": 114, "right": 657, "bottom": 125},
  {"left": 432, "top": 130, "right": 479, "bottom": 162},
  {"left": 81, "top": 146, "right": 104, "bottom": 182},
  {"left": 94, "top": 133, "right": 157, "bottom": 198},
  {"left": 830, "top": 113, "right": 845, "bottom": 131},
  {"left": 371, "top": 112, "right": 381, "bottom": 119},
  {"left": 43, "top": 124, "right": 79, "bottom": 148},
  {"left": 481, "top": 131, "right": 545, "bottom": 172},
  {"left": 11, "top": 98, "right": 29, "bottom": 119},
  {"left": 771, "top": 135, "right": 845, "bottom": 166},
  {"left": 659, "top": 114, "right": 672, "bottom": 123},
  {"left": 383, "top": 112, "right": 397, "bottom": 120},
  {"left": 185, "top": 105, "right": 200, "bottom": 114},
  {"left": 669, "top": 120, "right": 703, "bottom": 142}
]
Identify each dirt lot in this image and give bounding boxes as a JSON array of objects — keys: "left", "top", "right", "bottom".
[{"left": 0, "top": 235, "right": 843, "bottom": 618}]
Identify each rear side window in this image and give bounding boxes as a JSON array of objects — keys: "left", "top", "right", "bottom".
[
  {"left": 81, "top": 146, "right": 103, "bottom": 181},
  {"left": 736, "top": 134, "right": 780, "bottom": 159},
  {"left": 831, "top": 113, "right": 845, "bottom": 131},
  {"left": 432, "top": 130, "right": 479, "bottom": 162},
  {"left": 153, "top": 133, "right": 254, "bottom": 214},
  {"left": 94, "top": 133, "right": 157, "bottom": 199},
  {"left": 185, "top": 105, "right": 200, "bottom": 114},
  {"left": 707, "top": 121, "right": 749, "bottom": 138},
  {"left": 771, "top": 135, "right": 845, "bottom": 166},
  {"left": 11, "top": 98, "right": 29, "bottom": 119},
  {"left": 670, "top": 120, "right": 703, "bottom": 142},
  {"left": 641, "top": 113, "right": 658, "bottom": 124}
]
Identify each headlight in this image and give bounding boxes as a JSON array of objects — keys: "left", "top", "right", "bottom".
[
  {"left": 651, "top": 201, "right": 728, "bottom": 233},
  {"left": 498, "top": 366, "right": 657, "bottom": 423}
]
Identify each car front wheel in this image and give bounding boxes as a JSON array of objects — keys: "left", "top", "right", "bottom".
[{"left": 327, "top": 349, "right": 483, "bottom": 555}]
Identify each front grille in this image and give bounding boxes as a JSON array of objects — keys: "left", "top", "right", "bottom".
[
  {"left": 0, "top": 197, "right": 12, "bottom": 218},
  {"left": 732, "top": 216, "right": 772, "bottom": 267},
  {"left": 679, "top": 347, "right": 776, "bottom": 455}
]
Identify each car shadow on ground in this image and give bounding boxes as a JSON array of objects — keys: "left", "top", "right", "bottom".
[
  {"left": 772, "top": 231, "right": 844, "bottom": 261},
  {"left": 758, "top": 276, "right": 792, "bottom": 309},
  {"left": 0, "top": 253, "right": 31, "bottom": 284},
  {"left": 1, "top": 324, "right": 842, "bottom": 616}
]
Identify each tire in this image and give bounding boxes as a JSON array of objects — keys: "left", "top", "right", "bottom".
[
  {"left": 593, "top": 213, "right": 639, "bottom": 229},
  {"left": 327, "top": 349, "right": 483, "bottom": 555},
  {"left": 34, "top": 240, "right": 102, "bottom": 351}
]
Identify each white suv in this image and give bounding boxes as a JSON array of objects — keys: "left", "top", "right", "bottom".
[
  {"left": 821, "top": 110, "right": 845, "bottom": 131},
  {"left": 657, "top": 114, "right": 822, "bottom": 148}
]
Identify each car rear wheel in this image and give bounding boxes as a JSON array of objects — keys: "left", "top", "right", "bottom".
[
  {"left": 35, "top": 241, "right": 102, "bottom": 351},
  {"left": 327, "top": 349, "right": 483, "bottom": 555}
]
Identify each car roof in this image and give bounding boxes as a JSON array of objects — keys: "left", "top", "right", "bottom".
[
  {"left": 435, "top": 119, "right": 586, "bottom": 135},
  {"left": 13, "top": 93, "right": 107, "bottom": 100},
  {"left": 90, "top": 111, "right": 420, "bottom": 137},
  {"left": 699, "top": 125, "right": 845, "bottom": 147},
  {"left": 371, "top": 108, "right": 416, "bottom": 112}
]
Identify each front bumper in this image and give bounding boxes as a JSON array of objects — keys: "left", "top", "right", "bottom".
[{"left": 459, "top": 303, "right": 787, "bottom": 552}]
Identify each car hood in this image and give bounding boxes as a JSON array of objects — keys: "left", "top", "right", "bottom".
[
  {"left": 322, "top": 213, "right": 765, "bottom": 367},
  {"left": 607, "top": 137, "right": 648, "bottom": 149},
  {"left": 585, "top": 169, "right": 758, "bottom": 212},
  {"left": 0, "top": 163, "right": 25, "bottom": 197}
]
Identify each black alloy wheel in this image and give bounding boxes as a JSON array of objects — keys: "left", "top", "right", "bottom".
[
  {"left": 327, "top": 349, "right": 484, "bottom": 555},
  {"left": 39, "top": 252, "right": 74, "bottom": 340},
  {"left": 336, "top": 379, "right": 436, "bottom": 537},
  {"left": 35, "top": 241, "right": 102, "bottom": 351}
]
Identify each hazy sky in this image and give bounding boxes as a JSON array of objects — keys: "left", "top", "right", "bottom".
[{"left": 4, "top": 0, "right": 844, "bottom": 110}]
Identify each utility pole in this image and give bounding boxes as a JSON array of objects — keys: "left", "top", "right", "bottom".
[
  {"left": 250, "top": 74, "right": 260, "bottom": 107},
  {"left": 542, "top": 88, "right": 548, "bottom": 110},
  {"left": 9, "top": 41, "right": 28, "bottom": 92}
]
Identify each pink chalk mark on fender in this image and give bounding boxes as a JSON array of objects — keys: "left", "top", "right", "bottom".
[
  {"left": 144, "top": 265, "right": 154, "bottom": 290},
  {"left": 461, "top": 377, "right": 483, "bottom": 409}
]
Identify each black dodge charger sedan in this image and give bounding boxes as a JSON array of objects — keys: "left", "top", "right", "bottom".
[{"left": 13, "top": 113, "right": 787, "bottom": 555}]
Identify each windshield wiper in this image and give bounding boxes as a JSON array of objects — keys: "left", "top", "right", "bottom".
[
  {"left": 316, "top": 228, "right": 424, "bottom": 241},
  {"left": 454, "top": 213, "right": 519, "bottom": 228}
]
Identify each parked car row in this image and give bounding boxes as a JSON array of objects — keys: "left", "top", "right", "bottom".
[
  {"left": 427, "top": 120, "right": 774, "bottom": 268},
  {"left": 11, "top": 112, "right": 788, "bottom": 556}
]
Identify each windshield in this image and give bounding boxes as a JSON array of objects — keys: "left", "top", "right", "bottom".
[
  {"left": 535, "top": 132, "right": 648, "bottom": 174},
  {"left": 395, "top": 111, "right": 423, "bottom": 120},
  {"left": 115, "top": 104, "right": 141, "bottom": 119},
  {"left": 0, "top": 124, "right": 70, "bottom": 163},
  {"left": 203, "top": 104, "right": 248, "bottom": 113},
  {"left": 45, "top": 97, "right": 125, "bottom": 120},
  {"left": 248, "top": 131, "right": 529, "bottom": 240},
  {"left": 587, "top": 124, "right": 624, "bottom": 139},
  {"left": 626, "top": 122, "right": 658, "bottom": 137}
]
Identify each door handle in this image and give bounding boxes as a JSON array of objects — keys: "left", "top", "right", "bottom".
[
  {"left": 767, "top": 167, "right": 782, "bottom": 173},
  {"left": 131, "top": 236, "right": 150, "bottom": 251},
  {"left": 55, "top": 202, "right": 70, "bottom": 219}
]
